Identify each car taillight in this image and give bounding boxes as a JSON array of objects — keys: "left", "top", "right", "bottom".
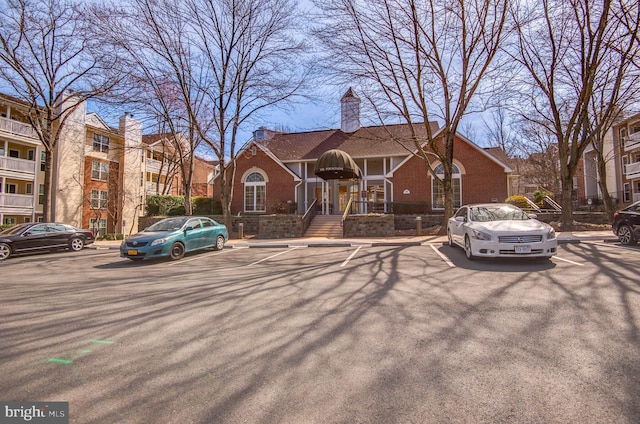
[
  {"left": 613, "top": 212, "right": 619, "bottom": 219},
  {"left": 89, "top": 231, "right": 94, "bottom": 237}
]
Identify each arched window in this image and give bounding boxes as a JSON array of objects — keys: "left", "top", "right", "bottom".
[
  {"left": 432, "top": 163, "right": 462, "bottom": 209},
  {"left": 244, "top": 171, "right": 266, "bottom": 212}
]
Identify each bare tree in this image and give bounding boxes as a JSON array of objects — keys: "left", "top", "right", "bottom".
[
  {"left": 509, "top": 0, "right": 639, "bottom": 228},
  {"left": 94, "top": 0, "right": 308, "bottom": 227},
  {"left": 0, "top": 0, "right": 121, "bottom": 221},
  {"left": 586, "top": 0, "right": 640, "bottom": 220},
  {"left": 315, "top": 0, "right": 511, "bottom": 226},
  {"left": 483, "top": 103, "right": 521, "bottom": 158}
]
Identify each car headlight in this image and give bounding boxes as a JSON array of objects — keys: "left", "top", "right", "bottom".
[
  {"left": 547, "top": 229, "right": 556, "bottom": 240},
  {"left": 150, "top": 238, "right": 169, "bottom": 246},
  {"left": 471, "top": 229, "right": 492, "bottom": 241}
]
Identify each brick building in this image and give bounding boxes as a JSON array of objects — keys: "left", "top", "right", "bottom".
[{"left": 213, "top": 89, "right": 514, "bottom": 216}]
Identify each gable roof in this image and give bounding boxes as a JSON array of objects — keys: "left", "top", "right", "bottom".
[{"left": 260, "top": 122, "right": 441, "bottom": 162}]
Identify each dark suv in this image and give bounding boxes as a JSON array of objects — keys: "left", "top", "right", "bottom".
[{"left": 612, "top": 201, "right": 640, "bottom": 245}]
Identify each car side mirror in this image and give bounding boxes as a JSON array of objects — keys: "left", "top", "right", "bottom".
[
  {"left": 455, "top": 216, "right": 466, "bottom": 222},
  {"left": 527, "top": 213, "right": 538, "bottom": 219},
  {"left": 185, "top": 226, "right": 193, "bottom": 232}
]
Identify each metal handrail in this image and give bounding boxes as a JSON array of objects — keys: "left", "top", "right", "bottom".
[
  {"left": 302, "top": 198, "right": 318, "bottom": 234},
  {"left": 544, "top": 196, "right": 562, "bottom": 211},
  {"left": 340, "top": 196, "right": 354, "bottom": 226}
]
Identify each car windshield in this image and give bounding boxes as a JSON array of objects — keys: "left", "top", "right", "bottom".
[
  {"left": 469, "top": 205, "right": 529, "bottom": 222},
  {"left": 145, "top": 217, "right": 189, "bottom": 232}
]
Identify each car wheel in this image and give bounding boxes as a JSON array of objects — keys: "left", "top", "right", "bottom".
[
  {"left": 214, "top": 235, "right": 225, "bottom": 251},
  {"left": 617, "top": 224, "right": 637, "bottom": 246},
  {"left": 447, "top": 230, "right": 454, "bottom": 247},
  {"left": 464, "top": 235, "right": 475, "bottom": 260},
  {"left": 169, "top": 242, "right": 185, "bottom": 260},
  {"left": 0, "top": 243, "right": 11, "bottom": 261},
  {"left": 69, "top": 237, "right": 84, "bottom": 251}
]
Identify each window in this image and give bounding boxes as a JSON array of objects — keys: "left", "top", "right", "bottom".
[
  {"left": 38, "top": 184, "right": 44, "bottom": 205},
  {"left": 244, "top": 172, "right": 266, "bottom": 212},
  {"left": 93, "top": 134, "right": 110, "bottom": 153},
  {"left": 624, "top": 183, "right": 630, "bottom": 203},
  {"left": 40, "top": 151, "right": 46, "bottom": 171},
  {"left": 91, "top": 189, "right": 108, "bottom": 209},
  {"left": 92, "top": 161, "right": 109, "bottom": 181},
  {"left": 90, "top": 218, "right": 107, "bottom": 237},
  {"left": 5, "top": 183, "right": 16, "bottom": 194},
  {"left": 4, "top": 217, "right": 15, "bottom": 225},
  {"left": 26, "top": 183, "right": 32, "bottom": 195},
  {"left": 9, "top": 149, "right": 19, "bottom": 158},
  {"left": 24, "top": 217, "right": 30, "bottom": 223},
  {"left": 27, "top": 149, "right": 34, "bottom": 160},
  {"left": 432, "top": 164, "right": 461, "bottom": 209},
  {"left": 186, "top": 219, "right": 202, "bottom": 229}
]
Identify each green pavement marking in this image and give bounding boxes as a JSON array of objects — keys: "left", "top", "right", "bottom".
[
  {"left": 90, "top": 339, "right": 115, "bottom": 345},
  {"left": 79, "top": 349, "right": 92, "bottom": 353},
  {"left": 48, "top": 358, "right": 73, "bottom": 365}
]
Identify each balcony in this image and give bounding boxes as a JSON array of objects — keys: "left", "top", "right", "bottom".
[
  {"left": 624, "top": 161, "right": 640, "bottom": 178},
  {"left": 145, "top": 181, "right": 167, "bottom": 195},
  {"left": 623, "top": 132, "right": 640, "bottom": 152},
  {"left": 0, "top": 116, "right": 38, "bottom": 140},
  {"left": 0, "top": 156, "right": 36, "bottom": 178},
  {"left": 0, "top": 193, "right": 34, "bottom": 209},
  {"left": 145, "top": 158, "right": 171, "bottom": 173}
]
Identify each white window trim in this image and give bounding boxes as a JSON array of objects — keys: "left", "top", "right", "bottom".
[
  {"left": 430, "top": 162, "right": 463, "bottom": 210},
  {"left": 243, "top": 169, "right": 267, "bottom": 212}
]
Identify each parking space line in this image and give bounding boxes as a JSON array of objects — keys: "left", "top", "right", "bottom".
[
  {"left": 248, "top": 246, "right": 301, "bottom": 267},
  {"left": 553, "top": 256, "right": 584, "bottom": 266},
  {"left": 430, "top": 244, "right": 455, "bottom": 267},
  {"left": 165, "top": 247, "right": 235, "bottom": 266},
  {"left": 340, "top": 246, "right": 362, "bottom": 267}
]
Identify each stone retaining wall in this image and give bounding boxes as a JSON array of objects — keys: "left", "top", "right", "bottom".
[
  {"left": 394, "top": 214, "right": 443, "bottom": 230},
  {"left": 257, "top": 215, "right": 304, "bottom": 239},
  {"left": 343, "top": 214, "right": 395, "bottom": 237}
]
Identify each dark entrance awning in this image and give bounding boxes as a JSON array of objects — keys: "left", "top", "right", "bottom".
[{"left": 314, "top": 149, "right": 361, "bottom": 180}]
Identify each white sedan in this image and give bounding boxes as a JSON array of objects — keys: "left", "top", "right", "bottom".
[{"left": 447, "top": 203, "right": 558, "bottom": 260}]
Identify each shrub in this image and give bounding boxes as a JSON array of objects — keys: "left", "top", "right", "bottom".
[
  {"left": 146, "top": 195, "right": 185, "bottom": 216},
  {"left": 168, "top": 205, "right": 186, "bottom": 216},
  {"left": 533, "top": 189, "right": 552, "bottom": 204},
  {"left": 505, "top": 195, "right": 530, "bottom": 209},
  {"left": 192, "top": 196, "right": 215, "bottom": 215}
]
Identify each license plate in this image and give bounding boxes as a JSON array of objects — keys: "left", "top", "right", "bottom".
[
  {"left": 127, "top": 249, "right": 138, "bottom": 256},
  {"left": 515, "top": 245, "right": 531, "bottom": 254}
]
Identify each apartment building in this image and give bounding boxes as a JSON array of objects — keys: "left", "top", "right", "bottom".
[
  {"left": 1, "top": 91, "right": 213, "bottom": 235},
  {"left": 583, "top": 112, "right": 640, "bottom": 205},
  {"left": 141, "top": 133, "right": 215, "bottom": 198},
  {"left": 0, "top": 93, "right": 44, "bottom": 226},
  {"left": 615, "top": 113, "right": 640, "bottom": 203}
]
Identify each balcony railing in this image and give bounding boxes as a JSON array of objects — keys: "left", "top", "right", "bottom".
[
  {"left": 0, "top": 116, "right": 38, "bottom": 139},
  {"left": 0, "top": 193, "right": 34, "bottom": 208},
  {"left": 0, "top": 156, "right": 36, "bottom": 175},
  {"left": 623, "top": 132, "right": 640, "bottom": 152},
  {"left": 624, "top": 161, "right": 640, "bottom": 178},
  {"left": 145, "top": 181, "right": 167, "bottom": 194}
]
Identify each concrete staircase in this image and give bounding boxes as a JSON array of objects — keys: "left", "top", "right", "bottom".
[{"left": 304, "top": 215, "right": 343, "bottom": 238}]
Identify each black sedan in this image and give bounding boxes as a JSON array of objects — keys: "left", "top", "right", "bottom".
[
  {"left": 0, "top": 222, "right": 95, "bottom": 260},
  {"left": 612, "top": 201, "right": 640, "bottom": 245}
]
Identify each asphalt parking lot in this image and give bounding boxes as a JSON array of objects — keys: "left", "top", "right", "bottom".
[{"left": 1, "top": 241, "right": 640, "bottom": 423}]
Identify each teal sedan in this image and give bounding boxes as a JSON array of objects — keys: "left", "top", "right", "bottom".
[{"left": 120, "top": 216, "right": 228, "bottom": 261}]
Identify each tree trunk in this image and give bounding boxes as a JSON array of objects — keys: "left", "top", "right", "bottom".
[
  {"left": 43, "top": 150, "right": 53, "bottom": 222},
  {"left": 560, "top": 175, "right": 575, "bottom": 229},
  {"left": 596, "top": 155, "right": 616, "bottom": 221}
]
